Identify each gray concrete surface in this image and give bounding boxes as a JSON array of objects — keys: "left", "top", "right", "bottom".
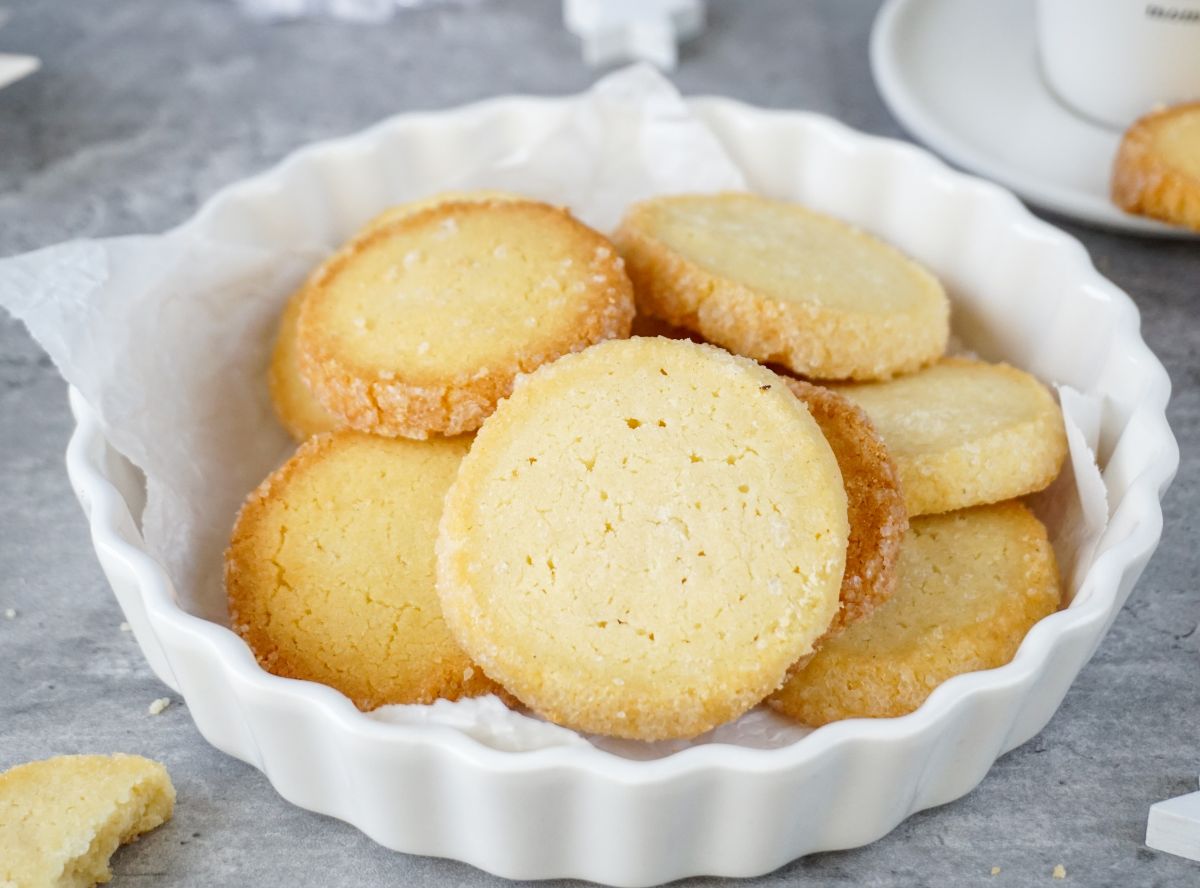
[{"left": 1, "top": 1, "right": 1198, "bottom": 885}]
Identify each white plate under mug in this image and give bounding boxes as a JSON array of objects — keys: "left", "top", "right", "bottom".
[{"left": 870, "top": 0, "right": 1200, "bottom": 238}]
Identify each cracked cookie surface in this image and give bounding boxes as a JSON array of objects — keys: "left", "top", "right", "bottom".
[
  {"left": 436, "top": 336, "right": 849, "bottom": 740},
  {"left": 225, "top": 430, "right": 500, "bottom": 709}
]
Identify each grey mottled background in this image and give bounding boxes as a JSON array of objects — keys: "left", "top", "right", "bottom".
[{"left": 1, "top": 1, "right": 1199, "bottom": 885}]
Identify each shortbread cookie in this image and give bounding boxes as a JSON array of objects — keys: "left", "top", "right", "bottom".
[
  {"left": 1112, "top": 102, "right": 1200, "bottom": 231},
  {"left": 226, "top": 430, "right": 500, "bottom": 709},
  {"left": 268, "top": 287, "right": 341, "bottom": 440},
  {"left": 437, "top": 337, "right": 849, "bottom": 740},
  {"left": 785, "top": 378, "right": 907, "bottom": 636},
  {"left": 268, "top": 192, "right": 522, "bottom": 441},
  {"left": 835, "top": 357, "right": 1067, "bottom": 516},
  {"left": 0, "top": 754, "right": 175, "bottom": 888},
  {"left": 770, "top": 501, "right": 1061, "bottom": 725},
  {"left": 613, "top": 193, "right": 949, "bottom": 380},
  {"left": 298, "top": 199, "right": 635, "bottom": 438}
]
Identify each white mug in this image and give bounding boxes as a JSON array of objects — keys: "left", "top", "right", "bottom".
[{"left": 1037, "top": 0, "right": 1200, "bottom": 128}]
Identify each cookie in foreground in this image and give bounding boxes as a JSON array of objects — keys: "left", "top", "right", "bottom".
[
  {"left": 436, "top": 337, "right": 850, "bottom": 740},
  {"left": 268, "top": 191, "right": 524, "bottom": 441},
  {"left": 613, "top": 192, "right": 949, "bottom": 381},
  {"left": 835, "top": 357, "right": 1067, "bottom": 516},
  {"left": 297, "top": 198, "right": 635, "bottom": 438},
  {"left": 1112, "top": 102, "right": 1200, "bottom": 232},
  {"left": 785, "top": 378, "right": 907, "bottom": 637},
  {"left": 226, "top": 430, "right": 500, "bottom": 709},
  {"left": 770, "top": 500, "right": 1061, "bottom": 724},
  {"left": 0, "top": 754, "right": 175, "bottom": 888}
]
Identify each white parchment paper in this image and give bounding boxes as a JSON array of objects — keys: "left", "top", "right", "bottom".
[{"left": 0, "top": 66, "right": 1107, "bottom": 758}]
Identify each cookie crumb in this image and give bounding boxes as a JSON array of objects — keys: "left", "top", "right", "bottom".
[
  {"left": 120, "top": 622, "right": 132, "bottom": 632},
  {"left": 147, "top": 697, "right": 171, "bottom": 716},
  {"left": 3, "top": 608, "right": 15, "bottom": 620},
  {"left": 991, "top": 866, "right": 1001, "bottom": 876},
  {"left": 1052, "top": 864, "right": 1066, "bottom": 879}
]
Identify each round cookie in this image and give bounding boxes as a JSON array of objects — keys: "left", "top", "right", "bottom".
[
  {"left": 1112, "top": 101, "right": 1200, "bottom": 232},
  {"left": 268, "top": 191, "right": 523, "bottom": 441},
  {"left": 298, "top": 198, "right": 635, "bottom": 439},
  {"left": 436, "top": 337, "right": 850, "bottom": 741},
  {"left": 833, "top": 357, "right": 1067, "bottom": 516},
  {"left": 226, "top": 430, "right": 500, "bottom": 710},
  {"left": 769, "top": 501, "right": 1061, "bottom": 725},
  {"left": 269, "top": 286, "right": 341, "bottom": 440},
  {"left": 784, "top": 378, "right": 907, "bottom": 637},
  {"left": 613, "top": 192, "right": 949, "bottom": 381}
]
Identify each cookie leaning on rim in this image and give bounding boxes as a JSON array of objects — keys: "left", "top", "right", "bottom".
[
  {"left": 769, "top": 501, "right": 1061, "bottom": 725},
  {"left": 297, "top": 198, "right": 635, "bottom": 439},
  {"left": 833, "top": 357, "right": 1067, "bottom": 517},
  {"left": 436, "top": 337, "right": 850, "bottom": 741},
  {"left": 613, "top": 192, "right": 949, "bottom": 381}
]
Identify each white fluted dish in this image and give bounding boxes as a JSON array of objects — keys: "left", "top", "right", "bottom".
[{"left": 64, "top": 94, "right": 1177, "bottom": 886}]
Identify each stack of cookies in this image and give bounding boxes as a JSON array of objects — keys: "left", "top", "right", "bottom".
[{"left": 226, "top": 190, "right": 1067, "bottom": 742}]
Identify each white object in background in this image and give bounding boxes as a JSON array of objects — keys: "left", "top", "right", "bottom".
[
  {"left": 1038, "top": 0, "right": 1200, "bottom": 129},
  {"left": 1147, "top": 783, "right": 1200, "bottom": 863},
  {"left": 0, "top": 54, "right": 37, "bottom": 89},
  {"left": 233, "top": 0, "right": 470, "bottom": 23},
  {"left": 564, "top": 0, "right": 704, "bottom": 69},
  {"left": 0, "top": 9, "right": 39, "bottom": 90},
  {"left": 870, "top": 0, "right": 1200, "bottom": 238}
]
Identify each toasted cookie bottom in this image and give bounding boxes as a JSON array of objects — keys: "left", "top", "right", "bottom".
[{"left": 785, "top": 378, "right": 907, "bottom": 638}]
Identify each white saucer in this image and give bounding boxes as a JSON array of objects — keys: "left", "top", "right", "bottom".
[{"left": 870, "top": 0, "right": 1197, "bottom": 238}]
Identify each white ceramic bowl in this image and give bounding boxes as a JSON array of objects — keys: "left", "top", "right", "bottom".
[{"left": 64, "top": 94, "right": 1177, "bottom": 886}]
